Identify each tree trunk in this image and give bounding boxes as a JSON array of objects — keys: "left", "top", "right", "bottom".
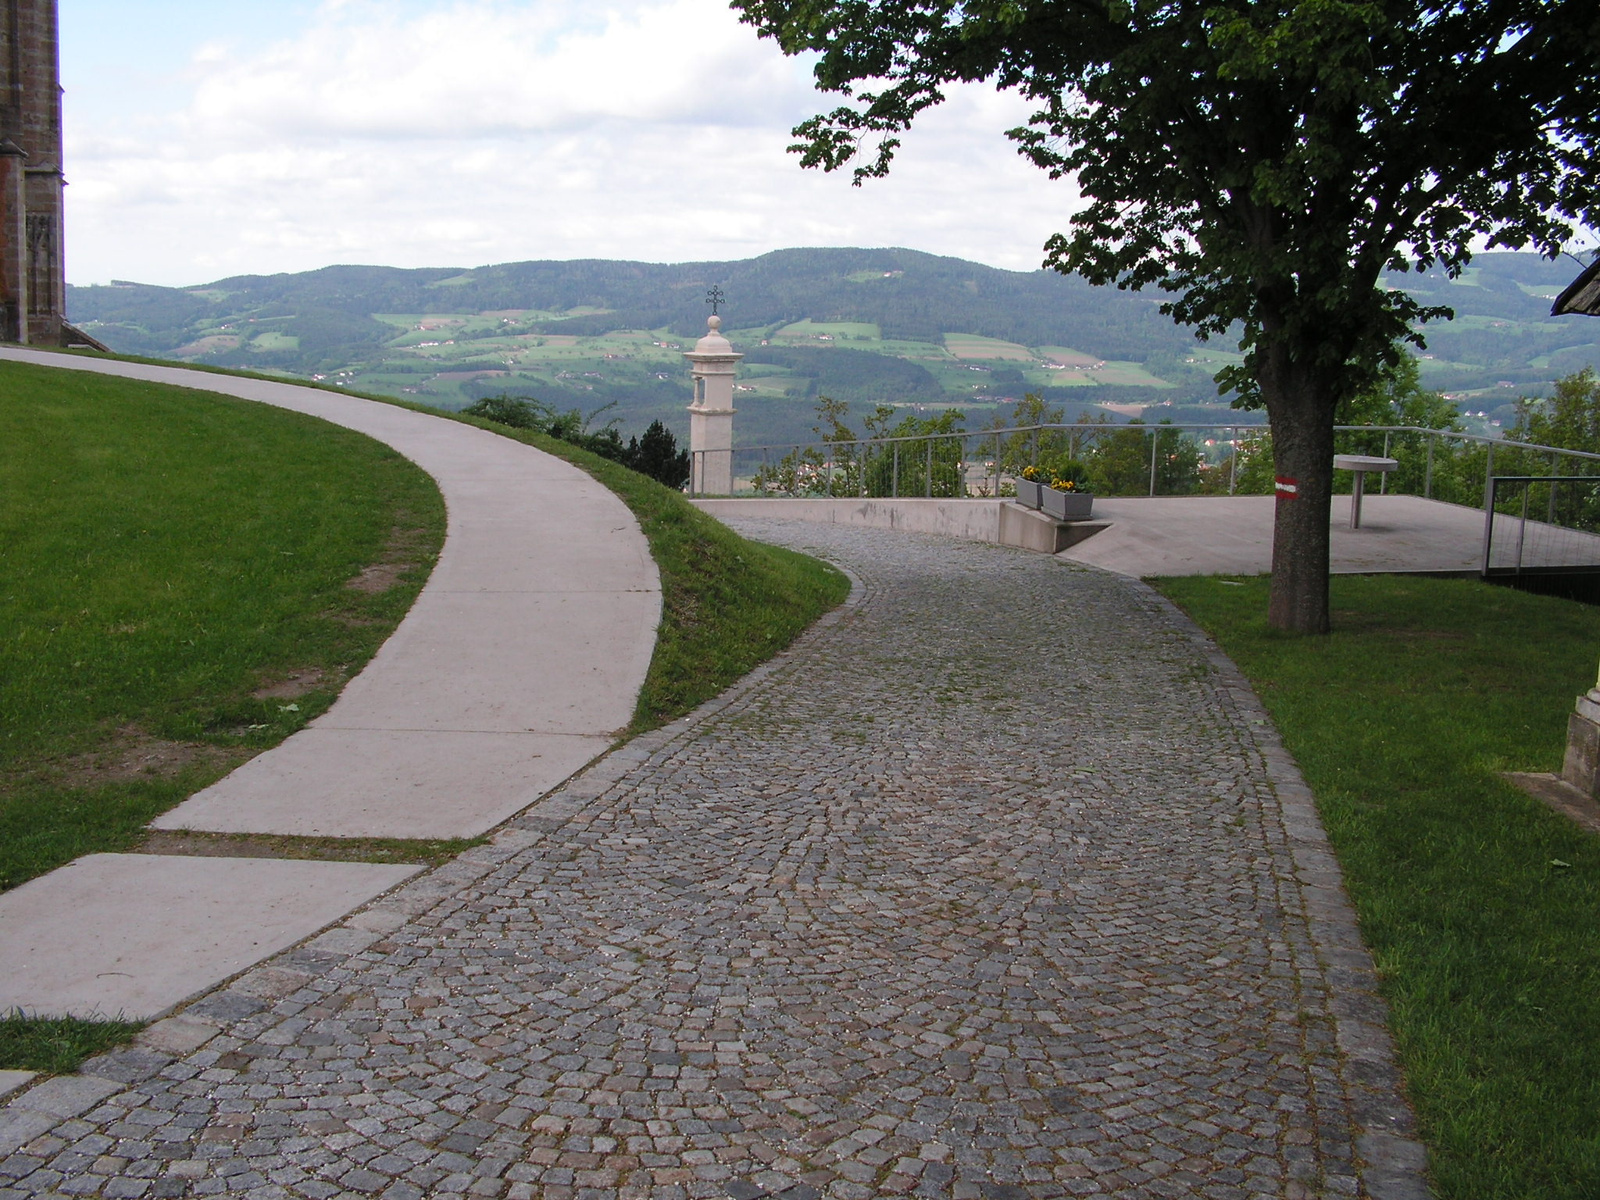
[{"left": 1263, "top": 355, "right": 1337, "bottom": 633}]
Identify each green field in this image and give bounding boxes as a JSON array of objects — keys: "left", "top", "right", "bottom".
[
  {"left": 1083, "top": 360, "right": 1178, "bottom": 388},
  {"left": 774, "top": 319, "right": 882, "bottom": 341},
  {"left": 1036, "top": 345, "right": 1102, "bottom": 367},
  {"left": 942, "top": 332, "right": 1036, "bottom": 360}
]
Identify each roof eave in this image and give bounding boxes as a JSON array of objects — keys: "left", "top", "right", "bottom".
[{"left": 1554, "top": 258, "right": 1600, "bottom": 317}]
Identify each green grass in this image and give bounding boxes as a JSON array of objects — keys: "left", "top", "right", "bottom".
[
  {"left": 0, "top": 1013, "right": 146, "bottom": 1075},
  {"left": 1155, "top": 573, "right": 1600, "bottom": 1200},
  {"left": 0, "top": 360, "right": 445, "bottom": 891}
]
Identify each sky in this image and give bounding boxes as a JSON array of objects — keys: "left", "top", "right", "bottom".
[{"left": 59, "top": 0, "right": 1081, "bottom": 288}]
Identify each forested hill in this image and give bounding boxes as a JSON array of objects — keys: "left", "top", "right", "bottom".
[
  {"left": 65, "top": 247, "right": 1598, "bottom": 446},
  {"left": 69, "top": 247, "right": 1195, "bottom": 361}
]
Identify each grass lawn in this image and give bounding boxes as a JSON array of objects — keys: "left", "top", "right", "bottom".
[
  {"left": 1156, "top": 573, "right": 1600, "bottom": 1200},
  {"left": 0, "top": 359, "right": 446, "bottom": 891}
]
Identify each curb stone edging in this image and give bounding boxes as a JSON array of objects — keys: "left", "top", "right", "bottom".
[
  {"left": 1132, "top": 579, "right": 1434, "bottom": 1200},
  {"left": 0, "top": 1073, "right": 126, "bottom": 1158}
]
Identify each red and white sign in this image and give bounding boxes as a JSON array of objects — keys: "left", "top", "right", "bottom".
[{"left": 1275, "top": 476, "right": 1299, "bottom": 498}]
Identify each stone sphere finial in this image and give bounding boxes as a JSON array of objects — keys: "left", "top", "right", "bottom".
[{"left": 708, "top": 315, "right": 722, "bottom": 331}]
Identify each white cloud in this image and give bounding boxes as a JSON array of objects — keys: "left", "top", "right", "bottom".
[
  {"left": 184, "top": 0, "right": 802, "bottom": 139},
  {"left": 63, "top": 0, "right": 1082, "bottom": 286}
]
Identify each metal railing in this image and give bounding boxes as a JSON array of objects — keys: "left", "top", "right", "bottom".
[
  {"left": 1481, "top": 475, "right": 1600, "bottom": 577},
  {"left": 687, "top": 422, "right": 1600, "bottom": 504}
]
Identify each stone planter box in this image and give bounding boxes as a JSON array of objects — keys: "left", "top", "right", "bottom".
[
  {"left": 1041, "top": 487, "right": 1094, "bottom": 521},
  {"left": 1015, "top": 478, "right": 1044, "bottom": 509}
]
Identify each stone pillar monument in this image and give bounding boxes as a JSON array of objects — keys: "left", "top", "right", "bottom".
[
  {"left": 1562, "top": 663, "right": 1600, "bottom": 797},
  {"left": 683, "top": 304, "right": 741, "bottom": 496}
]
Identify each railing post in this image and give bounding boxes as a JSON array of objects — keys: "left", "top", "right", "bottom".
[
  {"left": 1381, "top": 431, "right": 1391, "bottom": 494},
  {"left": 1425, "top": 434, "right": 1434, "bottom": 499},
  {"left": 892, "top": 444, "right": 900, "bottom": 498},
  {"left": 1515, "top": 483, "right": 1529, "bottom": 575},
  {"left": 1480, "top": 474, "right": 1496, "bottom": 577},
  {"left": 1229, "top": 428, "right": 1238, "bottom": 495},
  {"left": 1484, "top": 441, "right": 1495, "bottom": 509},
  {"left": 993, "top": 433, "right": 1001, "bottom": 497},
  {"left": 925, "top": 439, "right": 933, "bottom": 498},
  {"left": 1149, "top": 430, "right": 1159, "bottom": 497}
]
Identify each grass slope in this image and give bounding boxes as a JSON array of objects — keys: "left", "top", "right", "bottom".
[
  {"left": 0, "top": 359, "right": 446, "bottom": 890},
  {"left": 1156, "top": 574, "right": 1600, "bottom": 1200}
]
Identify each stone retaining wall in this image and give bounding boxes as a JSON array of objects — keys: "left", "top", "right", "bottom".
[{"left": 692, "top": 496, "right": 1105, "bottom": 554}]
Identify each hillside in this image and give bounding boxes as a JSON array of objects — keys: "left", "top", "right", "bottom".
[{"left": 67, "top": 247, "right": 1599, "bottom": 446}]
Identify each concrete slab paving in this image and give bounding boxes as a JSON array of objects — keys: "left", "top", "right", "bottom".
[
  {"left": 1, "top": 1073, "right": 123, "bottom": 1120},
  {"left": 0, "top": 347, "right": 661, "bottom": 838},
  {"left": 0, "top": 855, "right": 420, "bottom": 1020},
  {"left": 0, "top": 1073, "right": 34, "bottom": 1103},
  {"left": 148, "top": 729, "right": 604, "bottom": 838},
  {"left": 1061, "top": 492, "right": 1493, "bottom": 576},
  {"left": 133, "top": 1016, "right": 220, "bottom": 1056},
  {"left": 152, "top": 729, "right": 608, "bottom": 838},
  {"left": 304, "top": 588, "right": 658, "bottom": 735}
]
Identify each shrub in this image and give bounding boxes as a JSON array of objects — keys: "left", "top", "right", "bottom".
[{"left": 465, "top": 395, "right": 690, "bottom": 489}]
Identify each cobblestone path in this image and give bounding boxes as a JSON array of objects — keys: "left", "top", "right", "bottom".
[{"left": 0, "top": 524, "right": 1426, "bottom": 1200}]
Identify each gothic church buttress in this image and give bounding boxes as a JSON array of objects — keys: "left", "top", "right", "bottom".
[{"left": 0, "top": 0, "right": 67, "bottom": 345}]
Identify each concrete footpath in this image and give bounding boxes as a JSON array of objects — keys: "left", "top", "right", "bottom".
[
  {"left": 0, "top": 521, "right": 1429, "bottom": 1200},
  {"left": 0, "top": 348, "right": 661, "bottom": 1020}
]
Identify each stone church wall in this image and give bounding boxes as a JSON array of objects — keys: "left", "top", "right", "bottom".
[{"left": 0, "top": 0, "right": 66, "bottom": 346}]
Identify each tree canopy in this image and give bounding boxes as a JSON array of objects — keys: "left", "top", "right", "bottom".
[{"left": 732, "top": 0, "right": 1600, "bottom": 630}]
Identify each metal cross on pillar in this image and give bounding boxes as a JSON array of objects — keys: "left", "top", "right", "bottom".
[{"left": 684, "top": 289, "right": 741, "bottom": 496}]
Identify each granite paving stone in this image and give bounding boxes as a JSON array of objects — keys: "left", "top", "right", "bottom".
[{"left": 0, "top": 523, "right": 1427, "bottom": 1198}]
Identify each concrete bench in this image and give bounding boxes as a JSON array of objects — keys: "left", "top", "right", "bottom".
[{"left": 1334, "top": 454, "right": 1398, "bottom": 528}]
